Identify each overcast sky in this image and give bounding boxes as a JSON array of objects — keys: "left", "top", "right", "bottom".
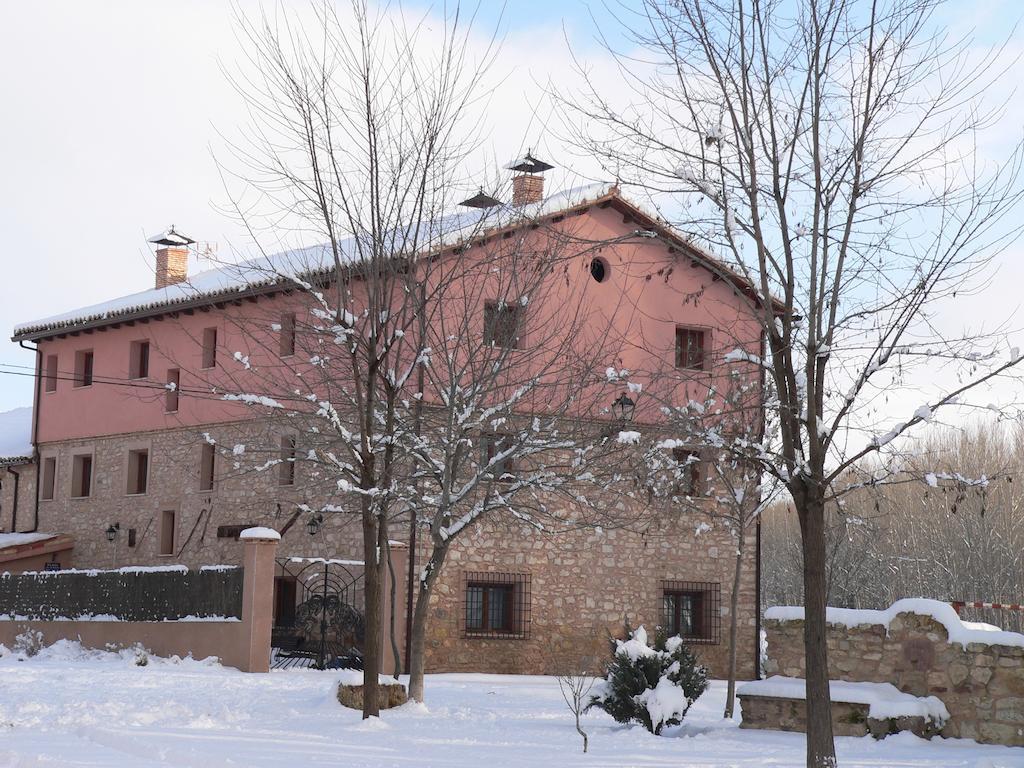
[
  {"left": 2, "top": 0, "right": 1023, "bottom": 445},
  {"left": 0, "top": 0, "right": 622, "bottom": 412}
]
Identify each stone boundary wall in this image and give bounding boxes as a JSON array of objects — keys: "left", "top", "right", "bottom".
[
  {"left": 763, "top": 602, "right": 1024, "bottom": 746},
  {"left": 0, "top": 566, "right": 242, "bottom": 621},
  {"left": 0, "top": 536, "right": 277, "bottom": 672}
]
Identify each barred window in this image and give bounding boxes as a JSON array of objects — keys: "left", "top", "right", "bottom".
[
  {"left": 661, "top": 580, "right": 721, "bottom": 644},
  {"left": 462, "top": 572, "right": 530, "bottom": 639}
]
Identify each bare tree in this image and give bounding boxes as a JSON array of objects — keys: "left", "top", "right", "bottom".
[
  {"left": 205, "top": 0, "right": 498, "bottom": 718},
  {"left": 764, "top": 423, "right": 1024, "bottom": 633},
  {"left": 556, "top": 668, "right": 596, "bottom": 753},
  {"left": 561, "top": 1, "right": 1024, "bottom": 763},
  {"left": 636, "top": 367, "right": 780, "bottom": 717},
  {"left": 400, "top": 218, "right": 645, "bottom": 702}
]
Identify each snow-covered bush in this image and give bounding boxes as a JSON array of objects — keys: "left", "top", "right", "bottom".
[
  {"left": 131, "top": 643, "right": 149, "bottom": 667},
  {"left": 588, "top": 623, "right": 708, "bottom": 734},
  {"left": 13, "top": 628, "right": 44, "bottom": 658}
]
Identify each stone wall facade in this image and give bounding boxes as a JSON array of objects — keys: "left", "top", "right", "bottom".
[
  {"left": 764, "top": 610, "right": 1024, "bottom": 746},
  {"left": 26, "top": 419, "right": 760, "bottom": 679},
  {"left": 33, "top": 420, "right": 366, "bottom": 569},
  {"left": 1, "top": 460, "right": 37, "bottom": 534},
  {"left": 423, "top": 512, "right": 758, "bottom": 679}
]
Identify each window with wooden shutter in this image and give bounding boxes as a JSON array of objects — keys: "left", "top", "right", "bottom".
[
  {"left": 675, "top": 327, "right": 706, "bottom": 370},
  {"left": 483, "top": 301, "right": 523, "bottom": 349}
]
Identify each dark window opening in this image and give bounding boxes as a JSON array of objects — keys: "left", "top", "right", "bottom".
[
  {"left": 274, "top": 577, "right": 298, "bottom": 628},
  {"left": 671, "top": 448, "right": 702, "bottom": 496},
  {"left": 74, "top": 350, "right": 94, "bottom": 388},
  {"left": 44, "top": 355, "right": 58, "bottom": 392},
  {"left": 71, "top": 454, "right": 93, "bottom": 498},
  {"left": 675, "top": 327, "right": 706, "bottom": 370},
  {"left": 41, "top": 457, "right": 56, "bottom": 500},
  {"left": 159, "top": 510, "right": 176, "bottom": 556},
  {"left": 129, "top": 340, "right": 150, "bottom": 379},
  {"left": 467, "top": 584, "right": 513, "bottom": 632},
  {"left": 462, "top": 572, "right": 530, "bottom": 639},
  {"left": 279, "top": 436, "right": 296, "bottom": 486},
  {"left": 661, "top": 581, "right": 721, "bottom": 644},
  {"left": 483, "top": 301, "right": 523, "bottom": 349},
  {"left": 200, "top": 443, "right": 215, "bottom": 491},
  {"left": 127, "top": 449, "right": 149, "bottom": 495},
  {"left": 166, "top": 368, "right": 180, "bottom": 413},
  {"left": 483, "top": 433, "right": 516, "bottom": 482},
  {"left": 201, "top": 328, "right": 218, "bottom": 369},
  {"left": 280, "top": 313, "right": 296, "bottom": 357},
  {"left": 590, "top": 257, "right": 609, "bottom": 283}
]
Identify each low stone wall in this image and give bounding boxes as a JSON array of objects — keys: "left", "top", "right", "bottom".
[
  {"left": 0, "top": 536, "right": 278, "bottom": 672},
  {"left": 739, "top": 694, "right": 937, "bottom": 739},
  {"left": 763, "top": 601, "right": 1024, "bottom": 746}
]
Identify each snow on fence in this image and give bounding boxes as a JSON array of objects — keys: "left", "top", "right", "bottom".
[
  {"left": 0, "top": 565, "right": 242, "bottom": 622},
  {"left": 0, "top": 532, "right": 280, "bottom": 672},
  {"left": 758, "top": 598, "right": 1024, "bottom": 747}
]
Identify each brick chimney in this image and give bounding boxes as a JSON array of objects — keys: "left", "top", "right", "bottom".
[
  {"left": 506, "top": 152, "right": 553, "bottom": 207},
  {"left": 512, "top": 174, "right": 545, "bottom": 206},
  {"left": 155, "top": 247, "right": 188, "bottom": 289},
  {"left": 148, "top": 225, "right": 195, "bottom": 289}
]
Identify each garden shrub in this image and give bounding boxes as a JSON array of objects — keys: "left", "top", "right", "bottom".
[{"left": 588, "top": 623, "right": 708, "bottom": 734}]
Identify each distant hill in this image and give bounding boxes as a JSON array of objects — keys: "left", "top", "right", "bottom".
[{"left": 0, "top": 407, "right": 32, "bottom": 459}]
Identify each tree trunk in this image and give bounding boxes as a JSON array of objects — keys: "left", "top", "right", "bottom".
[
  {"left": 723, "top": 527, "right": 745, "bottom": 719},
  {"left": 797, "top": 492, "right": 837, "bottom": 767},
  {"left": 385, "top": 539, "right": 402, "bottom": 675},
  {"left": 361, "top": 510, "right": 383, "bottom": 719},
  {"left": 407, "top": 545, "right": 446, "bottom": 702}
]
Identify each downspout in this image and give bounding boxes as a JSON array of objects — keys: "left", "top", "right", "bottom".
[
  {"left": 4, "top": 465, "right": 19, "bottom": 532},
  {"left": 755, "top": 515, "right": 762, "bottom": 679},
  {"left": 19, "top": 340, "right": 43, "bottom": 532}
]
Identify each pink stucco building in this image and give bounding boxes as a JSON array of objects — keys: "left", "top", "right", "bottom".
[{"left": 7, "top": 174, "right": 766, "bottom": 677}]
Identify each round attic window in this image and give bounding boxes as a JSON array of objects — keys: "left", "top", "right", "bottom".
[{"left": 590, "top": 257, "right": 609, "bottom": 283}]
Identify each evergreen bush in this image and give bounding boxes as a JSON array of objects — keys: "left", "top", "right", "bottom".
[{"left": 588, "top": 622, "right": 708, "bottom": 734}]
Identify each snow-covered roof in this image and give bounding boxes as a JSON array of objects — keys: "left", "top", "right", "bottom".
[
  {"left": 12, "top": 182, "right": 763, "bottom": 340},
  {"left": 0, "top": 407, "right": 32, "bottom": 461},
  {"left": 0, "top": 532, "right": 55, "bottom": 549},
  {"left": 13, "top": 183, "right": 620, "bottom": 339},
  {"left": 765, "top": 598, "right": 1024, "bottom": 649}
]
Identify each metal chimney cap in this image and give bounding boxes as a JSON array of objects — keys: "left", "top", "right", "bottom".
[
  {"left": 505, "top": 151, "right": 554, "bottom": 174},
  {"left": 459, "top": 190, "right": 502, "bottom": 209},
  {"left": 148, "top": 225, "right": 196, "bottom": 247}
]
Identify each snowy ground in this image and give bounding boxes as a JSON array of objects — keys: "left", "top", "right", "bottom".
[{"left": 2, "top": 642, "right": 1023, "bottom": 767}]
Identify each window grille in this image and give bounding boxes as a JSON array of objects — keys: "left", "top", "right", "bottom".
[
  {"left": 461, "top": 571, "right": 531, "bottom": 639},
  {"left": 660, "top": 580, "right": 721, "bottom": 644}
]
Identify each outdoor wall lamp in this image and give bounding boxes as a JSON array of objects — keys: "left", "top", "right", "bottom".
[
  {"left": 306, "top": 513, "right": 324, "bottom": 537},
  {"left": 611, "top": 393, "right": 636, "bottom": 422},
  {"left": 105, "top": 523, "right": 120, "bottom": 542}
]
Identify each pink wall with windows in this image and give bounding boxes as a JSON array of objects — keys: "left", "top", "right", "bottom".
[{"left": 33, "top": 201, "right": 762, "bottom": 445}]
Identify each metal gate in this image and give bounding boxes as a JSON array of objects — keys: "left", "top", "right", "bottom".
[{"left": 271, "top": 557, "right": 365, "bottom": 670}]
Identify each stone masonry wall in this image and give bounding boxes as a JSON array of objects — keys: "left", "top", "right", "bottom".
[
  {"left": 34, "top": 421, "right": 366, "bottom": 569},
  {"left": 1, "top": 462, "right": 37, "bottom": 534},
  {"left": 423, "top": 512, "right": 759, "bottom": 679},
  {"left": 34, "top": 419, "right": 760, "bottom": 679},
  {"left": 764, "top": 611, "right": 1024, "bottom": 746}
]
